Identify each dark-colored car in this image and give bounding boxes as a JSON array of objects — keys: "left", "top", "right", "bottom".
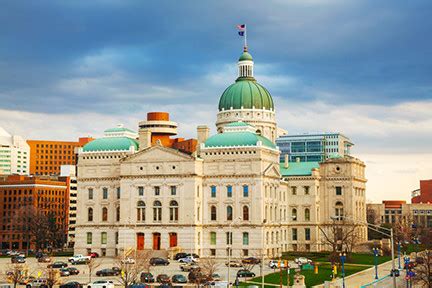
[
  {"left": 171, "top": 274, "right": 187, "bottom": 283},
  {"left": 48, "top": 261, "right": 68, "bottom": 268},
  {"left": 67, "top": 267, "right": 79, "bottom": 275},
  {"left": 242, "top": 257, "right": 260, "bottom": 265},
  {"left": 38, "top": 255, "right": 52, "bottom": 263},
  {"left": 237, "top": 269, "right": 255, "bottom": 278},
  {"left": 88, "top": 252, "right": 99, "bottom": 258},
  {"left": 140, "top": 272, "right": 155, "bottom": 283},
  {"left": 60, "top": 282, "right": 82, "bottom": 288},
  {"left": 150, "top": 257, "right": 170, "bottom": 266},
  {"left": 112, "top": 267, "right": 121, "bottom": 273},
  {"left": 11, "top": 256, "right": 26, "bottom": 263},
  {"left": 174, "top": 253, "right": 188, "bottom": 260},
  {"left": 96, "top": 268, "right": 119, "bottom": 277},
  {"left": 156, "top": 274, "right": 170, "bottom": 284}
]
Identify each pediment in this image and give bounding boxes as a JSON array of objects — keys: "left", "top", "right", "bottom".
[
  {"left": 121, "top": 145, "right": 195, "bottom": 164},
  {"left": 263, "top": 163, "right": 281, "bottom": 178}
]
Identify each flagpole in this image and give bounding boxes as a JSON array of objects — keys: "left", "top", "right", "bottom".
[{"left": 244, "top": 25, "right": 248, "bottom": 50}]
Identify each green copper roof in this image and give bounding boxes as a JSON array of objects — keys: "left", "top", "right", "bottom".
[
  {"left": 83, "top": 137, "right": 139, "bottom": 152},
  {"left": 218, "top": 79, "right": 274, "bottom": 111},
  {"left": 205, "top": 132, "right": 276, "bottom": 149},
  {"left": 239, "top": 51, "right": 253, "bottom": 61},
  {"left": 279, "top": 162, "right": 320, "bottom": 177},
  {"left": 225, "top": 121, "right": 252, "bottom": 127},
  {"left": 104, "top": 127, "right": 136, "bottom": 133}
]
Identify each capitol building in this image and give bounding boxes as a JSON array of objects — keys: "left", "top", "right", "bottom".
[{"left": 74, "top": 47, "right": 368, "bottom": 258}]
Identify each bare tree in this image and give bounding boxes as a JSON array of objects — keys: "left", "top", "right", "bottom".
[
  {"left": 114, "top": 250, "right": 152, "bottom": 288},
  {"left": 86, "top": 258, "right": 101, "bottom": 283},
  {"left": 44, "top": 267, "right": 61, "bottom": 288},
  {"left": 3, "top": 264, "right": 28, "bottom": 288},
  {"left": 413, "top": 250, "right": 432, "bottom": 287},
  {"left": 199, "top": 258, "right": 219, "bottom": 281}
]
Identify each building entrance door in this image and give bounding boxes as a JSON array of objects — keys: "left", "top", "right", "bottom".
[
  {"left": 169, "top": 233, "right": 177, "bottom": 247},
  {"left": 137, "top": 233, "right": 145, "bottom": 250},
  {"left": 152, "top": 233, "right": 161, "bottom": 250}
]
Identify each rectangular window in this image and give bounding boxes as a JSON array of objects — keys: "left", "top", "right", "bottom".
[
  {"left": 226, "top": 232, "right": 232, "bottom": 245},
  {"left": 305, "top": 228, "right": 311, "bottom": 241},
  {"left": 227, "top": 186, "right": 232, "bottom": 198},
  {"left": 115, "top": 232, "right": 119, "bottom": 244},
  {"left": 304, "top": 186, "right": 310, "bottom": 195},
  {"left": 138, "top": 186, "right": 144, "bottom": 196},
  {"left": 291, "top": 187, "right": 297, "bottom": 195},
  {"left": 116, "top": 187, "right": 121, "bottom": 199},
  {"left": 154, "top": 186, "right": 160, "bottom": 196},
  {"left": 210, "top": 232, "right": 216, "bottom": 245},
  {"left": 102, "top": 188, "right": 108, "bottom": 199},
  {"left": 210, "top": 249, "right": 216, "bottom": 256},
  {"left": 101, "top": 232, "right": 107, "bottom": 244},
  {"left": 170, "top": 186, "right": 177, "bottom": 196},
  {"left": 211, "top": 186, "right": 216, "bottom": 198},
  {"left": 242, "top": 232, "right": 249, "bottom": 245},
  {"left": 336, "top": 186, "right": 342, "bottom": 195},
  {"left": 88, "top": 188, "right": 93, "bottom": 200},
  {"left": 86, "top": 232, "right": 92, "bottom": 244},
  {"left": 292, "top": 228, "right": 298, "bottom": 241},
  {"left": 243, "top": 185, "right": 249, "bottom": 197}
]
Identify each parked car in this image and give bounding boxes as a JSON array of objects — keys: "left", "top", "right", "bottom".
[
  {"left": 37, "top": 255, "right": 52, "bottom": 263},
  {"left": 237, "top": 269, "right": 255, "bottom": 278},
  {"left": 69, "top": 254, "right": 91, "bottom": 264},
  {"left": 294, "top": 257, "right": 312, "bottom": 265},
  {"left": 59, "top": 268, "right": 70, "bottom": 277},
  {"left": 11, "top": 256, "right": 26, "bottom": 263},
  {"left": 140, "top": 272, "right": 155, "bottom": 283},
  {"left": 268, "top": 260, "right": 287, "bottom": 269},
  {"left": 48, "top": 261, "right": 68, "bottom": 268},
  {"left": 225, "top": 260, "right": 243, "bottom": 267},
  {"left": 174, "top": 252, "right": 188, "bottom": 260},
  {"left": 112, "top": 267, "right": 121, "bottom": 273},
  {"left": 150, "top": 257, "right": 170, "bottom": 266},
  {"left": 242, "top": 257, "right": 260, "bottom": 265},
  {"left": 172, "top": 274, "right": 187, "bottom": 283},
  {"left": 178, "top": 255, "right": 198, "bottom": 263},
  {"left": 121, "top": 257, "right": 135, "bottom": 264},
  {"left": 88, "top": 252, "right": 99, "bottom": 258},
  {"left": 26, "top": 279, "right": 48, "bottom": 288},
  {"left": 156, "top": 274, "right": 170, "bottom": 284},
  {"left": 60, "top": 282, "right": 82, "bottom": 288},
  {"left": 95, "top": 268, "right": 119, "bottom": 277},
  {"left": 180, "top": 263, "right": 200, "bottom": 272},
  {"left": 87, "top": 280, "right": 114, "bottom": 288},
  {"left": 67, "top": 267, "right": 79, "bottom": 275}
]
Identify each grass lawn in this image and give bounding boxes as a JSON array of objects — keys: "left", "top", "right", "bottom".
[
  {"left": 240, "top": 263, "right": 366, "bottom": 287},
  {"left": 281, "top": 251, "right": 391, "bottom": 265}
]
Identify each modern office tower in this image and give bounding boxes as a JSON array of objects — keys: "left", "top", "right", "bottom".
[{"left": 0, "top": 127, "right": 30, "bottom": 175}]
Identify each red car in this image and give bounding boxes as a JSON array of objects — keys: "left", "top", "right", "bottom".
[{"left": 88, "top": 252, "right": 99, "bottom": 258}]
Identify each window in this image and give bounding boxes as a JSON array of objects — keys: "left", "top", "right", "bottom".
[
  {"left": 154, "top": 186, "right": 160, "bottom": 196},
  {"left": 243, "top": 206, "right": 249, "bottom": 221},
  {"left": 115, "top": 232, "right": 119, "bottom": 244},
  {"left": 88, "top": 188, "right": 93, "bottom": 200},
  {"left": 227, "top": 185, "right": 232, "bottom": 198},
  {"left": 102, "top": 207, "right": 108, "bottom": 221},
  {"left": 291, "top": 187, "right": 297, "bottom": 195},
  {"left": 102, "top": 188, "right": 108, "bottom": 199},
  {"left": 116, "top": 187, "right": 121, "bottom": 199},
  {"left": 210, "top": 249, "right": 216, "bottom": 256},
  {"left": 226, "top": 232, "right": 233, "bottom": 245},
  {"left": 243, "top": 232, "right": 249, "bottom": 245},
  {"left": 210, "top": 232, "right": 216, "bottom": 245},
  {"left": 169, "top": 200, "right": 179, "bottom": 221},
  {"left": 211, "top": 186, "right": 216, "bottom": 198},
  {"left": 305, "top": 208, "right": 310, "bottom": 221},
  {"left": 335, "top": 201, "right": 344, "bottom": 219},
  {"left": 292, "top": 228, "right": 298, "bottom": 241},
  {"left": 88, "top": 207, "right": 93, "bottom": 222},
  {"left": 211, "top": 206, "right": 217, "bottom": 221},
  {"left": 227, "top": 206, "right": 233, "bottom": 221},
  {"left": 305, "top": 228, "right": 311, "bottom": 241},
  {"left": 336, "top": 186, "right": 342, "bottom": 196},
  {"left": 170, "top": 186, "right": 177, "bottom": 196},
  {"left": 101, "top": 232, "right": 107, "bottom": 244},
  {"left": 292, "top": 208, "right": 297, "bottom": 221},
  {"left": 304, "top": 186, "right": 310, "bottom": 195},
  {"left": 153, "top": 201, "right": 162, "bottom": 222},
  {"left": 116, "top": 206, "right": 120, "bottom": 222},
  {"left": 243, "top": 185, "right": 249, "bottom": 197},
  {"left": 137, "top": 201, "right": 146, "bottom": 222},
  {"left": 138, "top": 186, "right": 144, "bottom": 196},
  {"left": 86, "top": 232, "right": 92, "bottom": 244}
]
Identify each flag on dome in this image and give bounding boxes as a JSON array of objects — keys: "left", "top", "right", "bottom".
[{"left": 237, "top": 24, "right": 246, "bottom": 36}]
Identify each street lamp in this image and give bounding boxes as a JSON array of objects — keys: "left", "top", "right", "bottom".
[
  {"left": 228, "top": 216, "right": 241, "bottom": 287},
  {"left": 403, "top": 253, "right": 410, "bottom": 288},
  {"left": 398, "top": 241, "right": 401, "bottom": 270},
  {"left": 339, "top": 252, "right": 346, "bottom": 288},
  {"left": 372, "top": 247, "right": 379, "bottom": 280}
]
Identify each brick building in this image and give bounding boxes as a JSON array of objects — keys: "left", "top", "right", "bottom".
[
  {"left": 0, "top": 175, "right": 68, "bottom": 250},
  {"left": 27, "top": 137, "right": 93, "bottom": 175}
]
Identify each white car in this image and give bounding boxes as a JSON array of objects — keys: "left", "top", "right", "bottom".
[
  {"left": 268, "top": 260, "right": 288, "bottom": 269},
  {"left": 87, "top": 280, "right": 115, "bottom": 288},
  {"left": 121, "top": 257, "right": 135, "bottom": 264},
  {"left": 25, "top": 279, "right": 47, "bottom": 288},
  {"left": 68, "top": 254, "right": 91, "bottom": 264},
  {"left": 178, "top": 255, "right": 198, "bottom": 263},
  {"left": 294, "top": 257, "right": 312, "bottom": 265}
]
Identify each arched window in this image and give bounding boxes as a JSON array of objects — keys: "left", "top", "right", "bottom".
[
  {"left": 88, "top": 207, "right": 93, "bottom": 222},
  {"left": 305, "top": 208, "right": 310, "bottom": 221},
  {"left": 169, "top": 200, "right": 179, "bottom": 221},
  {"left": 137, "top": 201, "right": 145, "bottom": 222},
  {"left": 335, "top": 201, "right": 344, "bottom": 220},
  {"left": 211, "top": 206, "right": 217, "bottom": 221},
  {"left": 102, "top": 207, "right": 108, "bottom": 222},
  {"left": 243, "top": 206, "right": 249, "bottom": 221},
  {"left": 292, "top": 208, "right": 297, "bottom": 221},
  {"left": 153, "top": 200, "right": 162, "bottom": 222},
  {"left": 227, "top": 206, "right": 233, "bottom": 221},
  {"left": 116, "top": 206, "right": 120, "bottom": 222}
]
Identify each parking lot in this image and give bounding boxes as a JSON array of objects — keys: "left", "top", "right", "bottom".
[{"left": 0, "top": 256, "right": 286, "bottom": 286}]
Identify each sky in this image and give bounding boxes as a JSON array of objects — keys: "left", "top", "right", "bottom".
[{"left": 0, "top": 0, "right": 431, "bottom": 202}]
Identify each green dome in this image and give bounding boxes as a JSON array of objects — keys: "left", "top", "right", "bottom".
[
  {"left": 83, "top": 137, "right": 139, "bottom": 152},
  {"left": 239, "top": 51, "right": 253, "bottom": 61},
  {"left": 204, "top": 131, "right": 276, "bottom": 149},
  {"left": 218, "top": 79, "right": 274, "bottom": 111}
]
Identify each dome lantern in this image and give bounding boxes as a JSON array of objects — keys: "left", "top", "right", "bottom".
[{"left": 238, "top": 47, "right": 254, "bottom": 79}]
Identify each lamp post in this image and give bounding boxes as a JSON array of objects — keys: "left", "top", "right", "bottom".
[
  {"left": 261, "top": 219, "right": 266, "bottom": 288},
  {"left": 372, "top": 247, "right": 379, "bottom": 280},
  {"left": 398, "top": 241, "right": 401, "bottom": 270},
  {"left": 404, "top": 254, "right": 410, "bottom": 288},
  {"left": 228, "top": 216, "right": 241, "bottom": 287},
  {"left": 339, "top": 252, "right": 346, "bottom": 288}
]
